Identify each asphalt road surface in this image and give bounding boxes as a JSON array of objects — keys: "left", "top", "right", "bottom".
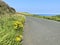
[{"left": 23, "top": 16, "right": 60, "bottom": 45}]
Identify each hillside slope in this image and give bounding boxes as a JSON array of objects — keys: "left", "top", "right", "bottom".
[{"left": 0, "top": 0, "right": 16, "bottom": 15}]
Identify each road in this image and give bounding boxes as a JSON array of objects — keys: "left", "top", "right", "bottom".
[{"left": 23, "top": 16, "right": 60, "bottom": 45}]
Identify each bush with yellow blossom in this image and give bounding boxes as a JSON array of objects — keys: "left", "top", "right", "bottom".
[
  {"left": 0, "top": 14, "right": 25, "bottom": 45},
  {"left": 14, "top": 21, "right": 24, "bottom": 30},
  {"left": 15, "top": 35, "right": 23, "bottom": 42}
]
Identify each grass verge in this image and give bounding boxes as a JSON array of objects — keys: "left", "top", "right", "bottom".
[{"left": 0, "top": 14, "right": 25, "bottom": 45}]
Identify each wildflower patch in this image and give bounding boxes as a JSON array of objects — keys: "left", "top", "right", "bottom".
[{"left": 0, "top": 14, "right": 25, "bottom": 45}]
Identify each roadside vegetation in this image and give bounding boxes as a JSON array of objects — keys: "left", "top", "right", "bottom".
[
  {"left": 0, "top": 14, "right": 25, "bottom": 45},
  {"left": 32, "top": 15, "right": 60, "bottom": 22},
  {"left": 19, "top": 12, "right": 60, "bottom": 22}
]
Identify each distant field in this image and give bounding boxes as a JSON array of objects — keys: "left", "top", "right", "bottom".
[{"left": 19, "top": 12, "right": 60, "bottom": 22}]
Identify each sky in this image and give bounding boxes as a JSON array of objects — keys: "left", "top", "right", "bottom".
[{"left": 3, "top": 0, "right": 60, "bottom": 16}]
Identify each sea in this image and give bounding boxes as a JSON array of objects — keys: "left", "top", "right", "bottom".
[{"left": 37, "top": 14, "right": 60, "bottom": 16}]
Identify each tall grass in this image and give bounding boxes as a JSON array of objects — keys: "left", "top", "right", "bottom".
[{"left": 0, "top": 14, "right": 25, "bottom": 45}]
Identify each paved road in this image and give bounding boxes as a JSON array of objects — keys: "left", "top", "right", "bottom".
[{"left": 23, "top": 16, "right": 60, "bottom": 45}]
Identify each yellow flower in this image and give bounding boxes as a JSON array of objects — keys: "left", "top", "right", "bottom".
[
  {"left": 15, "top": 36, "right": 21, "bottom": 42},
  {"left": 14, "top": 25, "right": 17, "bottom": 29},
  {"left": 14, "top": 21, "right": 24, "bottom": 30},
  {"left": 19, "top": 24, "right": 23, "bottom": 27},
  {"left": 14, "top": 21, "right": 23, "bottom": 26},
  {"left": 14, "top": 21, "right": 20, "bottom": 26},
  {"left": 20, "top": 35, "right": 23, "bottom": 39}
]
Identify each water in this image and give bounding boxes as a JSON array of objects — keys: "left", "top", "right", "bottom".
[{"left": 36, "top": 14, "right": 60, "bottom": 16}]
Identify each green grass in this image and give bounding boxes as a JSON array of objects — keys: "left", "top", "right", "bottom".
[
  {"left": 0, "top": 14, "right": 25, "bottom": 45},
  {"left": 19, "top": 12, "right": 60, "bottom": 22}
]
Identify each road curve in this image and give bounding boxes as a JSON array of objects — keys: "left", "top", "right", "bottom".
[{"left": 23, "top": 16, "right": 60, "bottom": 45}]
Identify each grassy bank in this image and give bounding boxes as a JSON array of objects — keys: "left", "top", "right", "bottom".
[{"left": 0, "top": 14, "right": 25, "bottom": 45}]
